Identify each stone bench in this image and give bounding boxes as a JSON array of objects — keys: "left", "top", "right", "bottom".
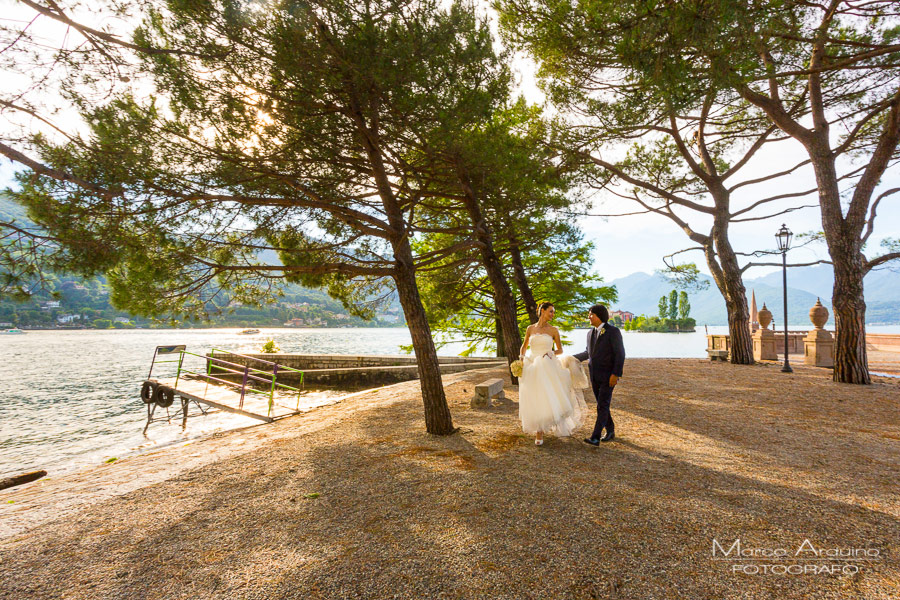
[
  {"left": 707, "top": 349, "right": 729, "bottom": 362},
  {"left": 471, "top": 378, "right": 505, "bottom": 408}
]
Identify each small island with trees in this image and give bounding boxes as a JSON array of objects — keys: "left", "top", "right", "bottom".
[{"left": 622, "top": 289, "right": 696, "bottom": 333}]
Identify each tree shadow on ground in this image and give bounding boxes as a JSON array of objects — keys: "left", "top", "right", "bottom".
[
  {"left": 2, "top": 381, "right": 898, "bottom": 600},
  {"left": 610, "top": 360, "right": 900, "bottom": 496}
]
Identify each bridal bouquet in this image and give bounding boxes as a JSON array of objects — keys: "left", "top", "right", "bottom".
[{"left": 510, "top": 359, "right": 524, "bottom": 377}]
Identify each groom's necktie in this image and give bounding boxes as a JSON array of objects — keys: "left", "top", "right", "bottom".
[{"left": 590, "top": 327, "right": 597, "bottom": 353}]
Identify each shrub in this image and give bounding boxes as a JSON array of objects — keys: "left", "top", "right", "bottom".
[{"left": 261, "top": 339, "right": 281, "bottom": 353}]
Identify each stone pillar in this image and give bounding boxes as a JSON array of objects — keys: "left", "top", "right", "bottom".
[
  {"left": 753, "top": 303, "right": 777, "bottom": 361},
  {"left": 753, "top": 329, "right": 777, "bottom": 361},
  {"left": 804, "top": 298, "right": 834, "bottom": 368}
]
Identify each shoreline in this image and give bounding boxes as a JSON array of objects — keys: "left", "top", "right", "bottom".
[
  {"left": 0, "top": 386, "right": 351, "bottom": 483},
  {"left": 10, "top": 323, "right": 900, "bottom": 331},
  {"left": 0, "top": 372, "right": 478, "bottom": 541},
  {"left": 1, "top": 358, "right": 898, "bottom": 598},
  {"left": 3, "top": 356, "right": 899, "bottom": 541}
]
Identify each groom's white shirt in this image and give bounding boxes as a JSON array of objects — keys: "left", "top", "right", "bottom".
[{"left": 590, "top": 324, "right": 604, "bottom": 351}]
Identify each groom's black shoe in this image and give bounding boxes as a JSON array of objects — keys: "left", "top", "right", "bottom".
[
  {"left": 583, "top": 437, "right": 600, "bottom": 446},
  {"left": 600, "top": 432, "right": 615, "bottom": 443}
]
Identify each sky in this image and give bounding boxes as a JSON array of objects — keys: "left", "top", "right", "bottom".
[
  {"left": 2, "top": 0, "right": 898, "bottom": 283},
  {"left": 502, "top": 28, "right": 900, "bottom": 282}
]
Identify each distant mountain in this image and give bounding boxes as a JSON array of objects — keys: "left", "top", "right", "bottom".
[
  {"left": 609, "top": 267, "right": 900, "bottom": 325},
  {"left": 0, "top": 194, "right": 401, "bottom": 325},
  {"left": 608, "top": 271, "right": 825, "bottom": 326},
  {"left": 0, "top": 192, "right": 31, "bottom": 225},
  {"left": 3, "top": 192, "right": 897, "bottom": 324},
  {"left": 747, "top": 265, "right": 833, "bottom": 301},
  {"left": 746, "top": 263, "right": 899, "bottom": 304}
]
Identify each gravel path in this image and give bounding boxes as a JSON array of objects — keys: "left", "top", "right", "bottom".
[{"left": 1, "top": 359, "right": 898, "bottom": 599}]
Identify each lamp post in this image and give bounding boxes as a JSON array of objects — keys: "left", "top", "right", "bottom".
[{"left": 775, "top": 224, "right": 793, "bottom": 373}]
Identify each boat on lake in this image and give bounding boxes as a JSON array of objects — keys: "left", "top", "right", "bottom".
[
  {"left": 1, "top": 328, "right": 25, "bottom": 335},
  {"left": 238, "top": 328, "right": 261, "bottom": 335}
]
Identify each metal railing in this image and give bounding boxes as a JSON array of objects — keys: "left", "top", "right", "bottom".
[{"left": 148, "top": 346, "right": 305, "bottom": 416}]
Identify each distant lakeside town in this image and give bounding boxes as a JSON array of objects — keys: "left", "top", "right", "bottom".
[
  {"left": 0, "top": 274, "right": 703, "bottom": 333},
  {"left": 0, "top": 278, "right": 404, "bottom": 330},
  {"left": 2, "top": 281, "right": 648, "bottom": 332}
]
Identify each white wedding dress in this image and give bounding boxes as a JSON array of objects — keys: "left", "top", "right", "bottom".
[{"left": 518, "top": 333, "right": 589, "bottom": 436}]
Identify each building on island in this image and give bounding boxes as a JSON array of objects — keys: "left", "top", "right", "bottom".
[{"left": 610, "top": 310, "right": 634, "bottom": 322}]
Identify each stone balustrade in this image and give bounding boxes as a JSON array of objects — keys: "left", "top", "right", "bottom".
[
  {"left": 708, "top": 332, "right": 805, "bottom": 360},
  {"left": 708, "top": 332, "right": 899, "bottom": 367},
  {"left": 773, "top": 332, "right": 807, "bottom": 355},
  {"left": 707, "top": 295, "right": 896, "bottom": 369}
]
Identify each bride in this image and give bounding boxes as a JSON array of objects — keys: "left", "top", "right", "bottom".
[{"left": 518, "top": 302, "right": 589, "bottom": 445}]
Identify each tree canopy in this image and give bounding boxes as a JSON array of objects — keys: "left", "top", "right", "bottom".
[
  {"left": 2, "top": 0, "right": 524, "bottom": 434},
  {"left": 498, "top": 0, "right": 900, "bottom": 380}
]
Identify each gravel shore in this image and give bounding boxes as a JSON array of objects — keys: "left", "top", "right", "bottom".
[{"left": 1, "top": 358, "right": 898, "bottom": 599}]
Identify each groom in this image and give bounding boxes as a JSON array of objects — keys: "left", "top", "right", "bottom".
[{"left": 573, "top": 304, "right": 625, "bottom": 445}]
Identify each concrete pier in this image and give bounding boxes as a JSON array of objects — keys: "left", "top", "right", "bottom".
[{"left": 208, "top": 353, "right": 507, "bottom": 387}]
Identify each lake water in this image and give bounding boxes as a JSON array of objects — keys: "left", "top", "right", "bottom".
[{"left": 2, "top": 325, "right": 898, "bottom": 479}]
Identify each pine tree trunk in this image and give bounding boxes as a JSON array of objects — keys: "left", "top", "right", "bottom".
[
  {"left": 721, "top": 269, "right": 753, "bottom": 364},
  {"left": 458, "top": 170, "right": 523, "bottom": 365},
  {"left": 725, "top": 294, "right": 753, "bottom": 364},
  {"left": 350, "top": 103, "right": 456, "bottom": 432},
  {"left": 831, "top": 252, "right": 870, "bottom": 384},
  {"left": 809, "top": 150, "right": 871, "bottom": 384},
  {"left": 509, "top": 238, "right": 539, "bottom": 324},
  {"left": 707, "top": 230, "right": 753, "bottom": 365},
  {"left": 481, "top": 249, "right": 522, "bottom": 366},
  {"left": 496, "top": 317, "right": 506, "bottom": 358},
  {"left": 393, "top": 253, "right": 456, "bottom": 435}
]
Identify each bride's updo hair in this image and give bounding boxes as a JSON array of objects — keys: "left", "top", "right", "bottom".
[{"left": 538, "top": 301, "right": 554, "bottom": 314}]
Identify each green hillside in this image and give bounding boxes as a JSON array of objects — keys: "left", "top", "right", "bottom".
[
  {"left": 0, "top": 273, "right": 403, "bottom": 329},
  {"left": 1, "top": 194, "right": 403, "bottom": 329}
]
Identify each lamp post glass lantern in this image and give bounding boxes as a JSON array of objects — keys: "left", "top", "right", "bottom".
[
  {"left": 775, "top": 224, "right": 793, "bottom": 253},
  {"left": 776, "top": 224, "right": 793, "bottom": 373}
]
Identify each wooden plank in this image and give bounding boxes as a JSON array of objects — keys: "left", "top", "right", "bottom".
[
  {"left": 168, "top": 377, "right": 305, "bottom": 420},
  {"left": 172, "top": 387, "right": 275, "bottom": 423}
]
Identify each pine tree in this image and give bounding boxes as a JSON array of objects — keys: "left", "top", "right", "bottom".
[
  {"left": 668, "top": 290, "right": 679, "bottom": 320},
  {"left": 678, "top": 291, "right": 690, "bottom": 320}
]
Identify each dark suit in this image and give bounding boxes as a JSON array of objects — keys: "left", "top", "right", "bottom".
[{"left": 574, "top": 323, "right": 625, "bottom": 439}]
